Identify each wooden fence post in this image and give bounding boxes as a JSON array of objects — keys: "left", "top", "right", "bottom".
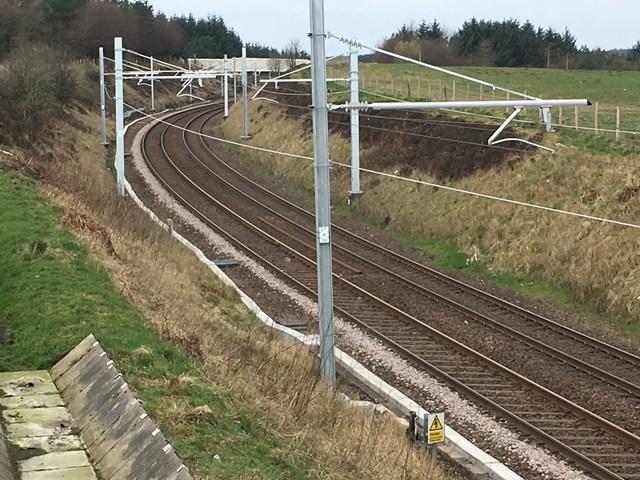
[
  {"left": 479, "top": 85, "right": 483, "bottom": 100},
  {"left": 452, "top": 80, "right": 456, "bottom": 101},
  {"left": 616, "top": 106, "right": 621, "bottom": 140},
  {"left": 595, "top": 102, "right": 599, "bottom": 135},
  {"left": 574, "top": 106, "right": 579, "bottom": 131},
  {"left": 466, "top": 83, "right": 470, "bottom": 100},
  {"left": 558, "top": 106, "right": 563, "bottom": 126}
]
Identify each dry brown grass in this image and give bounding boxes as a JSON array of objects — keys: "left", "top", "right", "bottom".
[
  {"left": 222, "top": 101, "right": 640, "bottom": 325},
  {"left": 8, "top": 96, "right": 446, "bottom": 478}
]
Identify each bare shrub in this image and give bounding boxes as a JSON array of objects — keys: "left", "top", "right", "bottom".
[
  {"left": 267, "top": 56, "right": 282, "bottom": 76},
  {"left": 0, "top": 43, "right": 77, "bottom": 145}
]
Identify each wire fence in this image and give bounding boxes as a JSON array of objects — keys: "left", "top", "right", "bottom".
[{"left": 327, "top": 64, "right": 640, "bottom": 141}]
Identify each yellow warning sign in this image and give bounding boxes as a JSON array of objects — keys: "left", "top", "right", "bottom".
[
  {"left": 427, "top": 413, "right": 445, "bottom": 444},
  {"left": 430, "top": 416, "right": 443, "bottom": 431}
]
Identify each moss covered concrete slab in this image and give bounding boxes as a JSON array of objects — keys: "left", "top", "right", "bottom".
[
  {"left": 0, "top": 394, "right": 64, "bottom": 410},
  {"left": 22, "top": 466, "right": 97, "bottom": 480},
  {"left": 0, "top": 374, "right": 58, "bottom": 398},
  {"left": 2, "top": 407, "right": 71, "bottom": 425},
  {"left": 0, "top": 367, "right": 99, "bottom": 480},
  {"left": 0, "top": 372, "right": 50, "bottom": 386},
  {"left": 19, "top": 451, "right": 90, "bottom": 472},
  {"left": 4, "top": 422, "right": 73, "bottom": 440},
  {"left": 10, "top": 435, "right": 84, "bottom": 454}
]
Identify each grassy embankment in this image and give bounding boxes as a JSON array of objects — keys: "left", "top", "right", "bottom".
[
  {"left": 0, "top": 66, "right": 447, "bottom": 480},
  {"left": 222, "top": 65, "right": 640, "bottom": 340}
]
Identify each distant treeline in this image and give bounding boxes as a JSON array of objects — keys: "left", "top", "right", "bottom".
[
  {"left": 0, "top": 0, "right": 305, "bottom": 60},
  {"left": 376, "top": 19, "right": 640, "bottom": 70}
]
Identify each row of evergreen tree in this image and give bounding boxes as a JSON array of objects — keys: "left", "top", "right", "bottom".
[
  {"left": 0, "top": 0, "right": 291, "bottom": 60},
  {"left": 3, "top": 1, "right": 639, "bottom": 70},
  {"left": 378, "top": 19, "right": 640, "bottom": 70}
]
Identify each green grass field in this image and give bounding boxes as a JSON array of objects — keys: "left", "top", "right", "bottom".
[
  {"left": 325, "top": 63, "right": 640, "bottom": 135},
  {"left": 0, "top": 165, "right": 318, "bottom": 479},
  {"left": 345, "top": 64, "right": 640, "bottom": 106}
]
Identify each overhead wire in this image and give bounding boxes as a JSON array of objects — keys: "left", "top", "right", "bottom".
[
  {"left": 328, "top": 160, "right": 640, "bottom": 230},
  {"left": 119, "top": 100, "right": 640, "bottom": 231}
]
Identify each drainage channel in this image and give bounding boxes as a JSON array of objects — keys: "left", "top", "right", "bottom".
[
  {"left": 0, "top": 335, "right": 192, "bottom": 480},
  {"left": 0, "top": 370, "right": 97, "bottom": 480}
]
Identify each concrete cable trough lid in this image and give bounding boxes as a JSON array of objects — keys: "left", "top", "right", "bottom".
[{"left": 49, "top": 334, "right": 192, "bottom": 480}]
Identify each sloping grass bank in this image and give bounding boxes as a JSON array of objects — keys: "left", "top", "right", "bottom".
[{"left": 0, "top": 165, "right": 318, "bottom": 478}]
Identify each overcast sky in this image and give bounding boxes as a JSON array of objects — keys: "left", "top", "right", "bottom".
[{"left": 147, "top": 0, "right": 638, "bottom": 55}]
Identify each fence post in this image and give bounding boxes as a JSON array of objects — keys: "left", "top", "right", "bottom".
[
  {"left": 407, "top": 78, "right": 411, "bottom": 98},
  {"left": 505, "top": 92, "right": 509, "bottom": 113},
  {"left": 466, "top": 83, "right": 470, "bottom": 100},
  {"left": 558, "top": 106, "right": 563, "bottom": 126},
  {"left": 575, "top": 106, "right": 579, "bottom": 130},
  {"left": 595, "top": 102, "right": 599, "bottom": 135},
  {"left": 616, "top": 106, "right": 621, "bottom": 140},
  {"left": 452, "top": 80, "right": 456, "bottom": 101},
  {"left": 428, "top": 80, "right": 431, "bottom": 98}
]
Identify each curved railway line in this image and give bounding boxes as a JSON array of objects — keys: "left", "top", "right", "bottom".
[{"left": 131, "top": 103, "right": 640, "bottom": 480}]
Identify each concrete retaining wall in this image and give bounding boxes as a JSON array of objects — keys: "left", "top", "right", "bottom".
[{"left": 0, "top": 424, "right": 15, "bottom": 480}]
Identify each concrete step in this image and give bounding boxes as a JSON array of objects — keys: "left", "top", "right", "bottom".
[{"left": 0, "top": 371, "right": 97, "bottom": 480}]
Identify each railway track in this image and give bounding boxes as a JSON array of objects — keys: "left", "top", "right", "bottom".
[{"left": 134, "top": 103, "right": 640, "bottom": 480}]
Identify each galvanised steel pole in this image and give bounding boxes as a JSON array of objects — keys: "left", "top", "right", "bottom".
[
  {"left": 99, "top": 47, "right": 108, "bottom": 145},
  {"left": 188, "top": 58, "right": 193, "bottom": 102},
  {"left": 242, "top": 45, "right": 249, "bottom": 138},
  {"left": 114, "top": 37, "right": 125, "bottom": 197},
  {"left": 233, "top": 58, "right": 237, "bottom": 103},
  {"left": 309, "top": 0, "right": 336, "bottom": 386},
  {"left": 349, "top": 45, "right": 361, "bottom": 198},
  {"left": 150, "top": 56, "right": 155, "bottom": 111},
  {"left": 223, "top": 54, "right": 229, "bottom": 118},
  {"left": 254, "top": 59, "right": 258, "bottom": 87}
]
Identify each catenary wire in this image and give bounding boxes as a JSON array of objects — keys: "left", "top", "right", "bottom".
[{"left": 124, "top": 102, "right": 640, "bottom": 231}]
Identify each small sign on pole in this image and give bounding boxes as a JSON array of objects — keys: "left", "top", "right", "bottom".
[
  {"left": 424, "top": 412, "right": 445, "bottom": 463},
  {"left": 427, "top": 412, "right": 445, "bottom": 445}
]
